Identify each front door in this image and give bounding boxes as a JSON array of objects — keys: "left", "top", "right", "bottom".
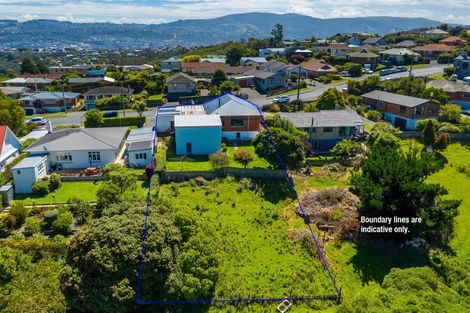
[
  {"left": 236, "top": 132, "right": 241, "bottom": 140},
  {"left": 186, "top": 142, "right": 192, "bottom": 154}
]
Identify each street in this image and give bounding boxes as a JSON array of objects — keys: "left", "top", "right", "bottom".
[{"left": 47, "top": 64, "right": 447, "bottom": 126}]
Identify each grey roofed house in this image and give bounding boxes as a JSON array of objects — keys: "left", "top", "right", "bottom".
[
  {"left": 242, "top": 69, "right": 278, "bottom": 80},
  {"left": 68, "top": 76, "right": 115, "bottom": 84},
  {"left": 362, "top": 37, "right": 384, "bottom": 45},
  {"left": 20, "top": 91, "right": 80, "bottom": 101},
  {"left": 126, "top": 127, "right": 154, "bottom": 143},
  {"left": 426, "top": 79, "right": 470, "bottom": 93},
  {"left": 240, "top": 57, "right": 268, "bottom": 64},
  {"left": 348, "top": 51, "right": 379, "bottom": 58},
  {"left": 203, "top": 93, "right": 259, "bottom": 116},
  {"left": 127, "top": 140, "right": 153, "bottom": 151},
  {"left": 260, "top": 61, "right": 288, "bottom": 72},
  {"left": 395, "top": 40, "right": 416, "bottom": 48},
  {"left": 25, "top": 127, "right": 129, "bottom": 153},
  {"left": 362, "top": 90, "right": 429, "bottom": 107},
  {"left": 166, "top": 72, "right": 197, "bottom": 83},
  {"left": 279, "top": 110, "right": 363, "bottom": 128},
  {"left": 83, "top": 86, "right": 133, "bottom": 96}
]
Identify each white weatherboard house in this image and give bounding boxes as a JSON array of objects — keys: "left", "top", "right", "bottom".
[
  {"left": 125, "top": 127, "right": 154, "bottom": 167},
  {"left": 0, "top": 126, "right": 22, "bottom": 172},
  {"left": 12, "top": 155, "right": 48, "bottom": 194},
  {"left": 25, "top": 128, "right": 128, "bottom": 170}
]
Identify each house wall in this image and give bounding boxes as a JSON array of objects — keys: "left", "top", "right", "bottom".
[
  {"left": 382, "top": 112, "right": 435, "bottom": 131},
  {"left": 41, "top": 149, "right": 118, "bottom": 170},
  {"left": 12, "top": 158, "right": 48, "bottom": 194},
  {"left": 362, "top": 97, "right": 440, "bottom": 119},
  {"left": 455, "top": 59, "right": 470, "bottom": 79},
  {"left": 254, "top": 76, "right": 286, "bottom": 91},
  {"left": 0, "top": 151, "right": 19, "bottom": 172},
  {"left": 220, "top": 116, "right": 261, "bottom": 132},
  {"left": 175, "top": 126, "right": 221, "bottom": 155},
  {"left": 128, "top": 148, "right": 153, "bottom": 167},
  {"left": 349, "top": 56, "right": 378, "bottom": 65},
  {"left": 446, "top": 91, "right": 470, "bottom": 110},
  {"left": 160, "top": 61, "right": 181, "bottom": 73}
]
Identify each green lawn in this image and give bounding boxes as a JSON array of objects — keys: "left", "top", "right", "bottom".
[
  {"left": 148, "top": 94, "right": 164, "bottom": 101},
  {"left": 274, "top": 87, "right": 310, "bottom": 96},
  {"left": 159, "top": 179, "right": 336, "bottom": 311},
  {"left": 428, "top": 73, "right": 449, "bottom": 80},
  {"left": 30, "top": 112, "right": 67, "bottom": 118},
  {"left": 14, "top": 181, "right": 149, "bottom": 204},
  {"left": 162, "top": 142, "right": 270, "bottom": 171}
]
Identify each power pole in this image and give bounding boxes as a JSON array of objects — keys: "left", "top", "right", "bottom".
[{"left": 297, "top": 64, "right": 301, "bottom": 102}]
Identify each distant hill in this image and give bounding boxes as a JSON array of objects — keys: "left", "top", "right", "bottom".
[{"left": 0, "top": 13, "right": 441, "bottom": 49}]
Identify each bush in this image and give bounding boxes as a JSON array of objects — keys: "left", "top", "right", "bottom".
[
  {"left": 23, "top": 216, "right": 42, "bottom": 235},
  {"left": 366, "top": 110, "right": 381, "bottom": 121},
  {"left": 434, "top": 133, "right": 451, "bottom": 150},
  {"left": 444, "top": 66, "right": 455, "bottom": 75},
  {"left": 332, "top": 74, "right": 342, "bottom": 80},
  {"left": 209, "top": 152, "right": 230, "bottom": 169},
  {"left": 101, "top": 116, "right": 145, "bottom": 127},
  {"left": 437, "top": 53, "right": 452, "bottom": 64},
  {"left": 269, "top": 103, "right": 280, "bottom": 112},
  {"left": 438, "top": 122, "right": 461, "bottom": 134},
  {"left": 32, "top": 181, "right": 50, "bottom": 195},
  {"left": 9, "top": 203, "right": 28, "bottom": 227},
  {"left": 233, "top": 149, "right": 254, "bottom": 168},
  {"left": 416, "top": 119, "right": 440, "bottom": 131},
  {"left": 43, "top": 209, "right": 59, "bottom": 229},
  {"left": 49, "top": 173, "right": 62, "bottom": 191},
  {"left": 52, "top": 211, "right": 73, "bottom": 235},
  {"left": 331, "top": 139, "right": 361, "bottom": 160}
]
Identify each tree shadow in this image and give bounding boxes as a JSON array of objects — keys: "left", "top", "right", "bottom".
[
  {"left": 348, "top": 237, "right": 431, "bottom": 285},
  {"left": 251, "top": 178, "right": 293, "bottom": 203}
]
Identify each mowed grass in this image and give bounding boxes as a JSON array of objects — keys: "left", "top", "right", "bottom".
[
  {"left": 428, "top": 142, "right": 470, "bottom": 259},
  {"left": 160, "top": 179, "right": 337, "bottom": 312},
  {"left": 14, "top": 181, "right": 149, "bottom": 204}
]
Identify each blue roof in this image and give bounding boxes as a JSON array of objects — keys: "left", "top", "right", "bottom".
[{"left": 20, "top": 91, "right": 80, "bottom": 101}]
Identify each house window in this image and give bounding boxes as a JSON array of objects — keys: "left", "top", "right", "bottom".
[
  {"left": 339, "top": 127, "right": 346, "bottom": 136},
  {"left": 415, "top": 106, "right": 424, "bottom": 115},
  {"left": 16, "top": 170, "right": 21, "bottom": 175},
  {"left": 463, "top": 93, "right": 470, "bottom": 98},
  {"left": 135, "top": 153, "right": 147, "bottom": 160},
  {"left": 56, "top": 152, "right": 73, "bottom": 162},
  {"left": 37, "top": 162, "right": 44, "bottom": 173},
  {"left": 230, "top": 117, "right": 244, "bottom": 127},
  {"left": 323, "top": 127, "right": 333, "bottom": 133},
  {"left": 399, "top": 106, "right": 407, "bottom": 114},
  {"left": 88, "top": 151, "right": 101, "bottom": 161}
]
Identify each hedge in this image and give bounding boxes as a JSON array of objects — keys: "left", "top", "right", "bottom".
[{"left": 101, "top": 116, "right": 145, "bottom": 127}]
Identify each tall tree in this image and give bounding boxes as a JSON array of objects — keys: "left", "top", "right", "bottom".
[
  {"left": 226, "top": 43, "right": 244, "bottom": 66},
  {"left": 211, "top": 69, "right": 227, "bottom": 87},
  {"left": 83, "top": 109, "right": 103, "bottom": 128},
  {"left": 20, "top": 58, "right": 38, "bottom": 74},
  {"left": 315, "top": 88, "right": 346, "bottom": 110},
  {"left": 270, "top": 23, "right": 284, "bottom": 48},
  {"left": 0, "top": 95, "right": 26, "bottom": 135},
  {"left": 422, "top": 119, "right": 436, "bottom": 147}
]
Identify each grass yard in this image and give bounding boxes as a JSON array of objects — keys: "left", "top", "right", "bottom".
[
  {"left": 14, "top": 180, "right": 149, "bottom": 204},
  {"left": 159, "top": 179, "right": 337, "bottom": 312},
  {"left": 30, "top": 112, "right": 67, "bottom": 118},
  {"left": 161, "top": 141, "right": 271, "bottom": 171},
  {"left": 275, "top": 87, "right": 310, "bottom": 96}
]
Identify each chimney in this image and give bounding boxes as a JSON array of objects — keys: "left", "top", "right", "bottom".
[{"left": 46, "top": 120, "right": 53, "bottom": 134}]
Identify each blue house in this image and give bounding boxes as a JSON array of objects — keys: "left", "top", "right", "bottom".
[{"left": 174, "top": 115, "right": 222, "bottom": 155}]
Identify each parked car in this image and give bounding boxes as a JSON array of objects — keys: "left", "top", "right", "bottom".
[
  {"left": 363, "top": 68, "right": 374, "bottom": 74},
  {"left": 103, "top": 111, "right": 118, "bottom": 118},
  {"left": 339, "top": 71, "right": 351, "bottom": 77},
  {"left": 273, "top": 95, "right": 290, "bottom": 104},
  {"left": 450, "top": 74, "right": 458, "bottom": 82},
  {"left": 379, "top": 69, "right": 391, "bottom": 76},
  {"left": 463, "top": 76, "right": 470, "bottom": 85},
  {"left": 396, "top": 66, "right": 408, "bottom": 73},
  {"left": 28, "top": 117, "right": 47, "bottom": 126}
]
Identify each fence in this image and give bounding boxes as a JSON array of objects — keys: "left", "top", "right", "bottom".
[
  {"left": 161, "top": 167, "right": 285, "bottom": 182},
  {"left": 178, "top": 95, "right": 216, "bottom": 105},
  {"left": 394, "top": 132, "right": 470, "bottom": 140},
  {"left": 61, "top": 174, "right": 148, "bottom": 181}
]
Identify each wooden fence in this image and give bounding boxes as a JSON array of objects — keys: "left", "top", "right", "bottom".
[
  {"left": 61, "top": 174, "right": 148, "bottom": 181},
  {"left": 161, "top": 167, "right": 285, "bottom": 182}
]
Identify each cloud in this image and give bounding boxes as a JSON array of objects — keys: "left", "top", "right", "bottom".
[{"left": 0, "top": 0, "right": 468, "bottom": 24}]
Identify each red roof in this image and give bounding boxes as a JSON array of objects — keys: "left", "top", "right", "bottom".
[
  {"left": 438, "top": 36, "right": 468, "bottom": 45},
  {"left": 0, "top": 126, "right": 7, "bottom": 157},
  {"left": 16, "top": 74, "right": 63, "bottom": 79},
  {"left": 300, "top": 59, "right": 337, "bottom": 73},
  {"left": 412, "top": 44, "right": 452, "bottom": 52}
]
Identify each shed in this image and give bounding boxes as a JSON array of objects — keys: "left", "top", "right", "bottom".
[
  {"left": 12, "top": 155, "right": 48, "bottom": 194},
  {"left": 174, "top": 115, "right": 222, "bottom": 155},
  {"left": 0, "top": 184, "right": 14, "bottom": 206},
  {"left": 125, "top": 127, "right": 154, "bottom": 167}
]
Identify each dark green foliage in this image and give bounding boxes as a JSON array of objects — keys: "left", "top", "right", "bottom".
[
  {"left": 422, "top": 119, "right": 436, "bottom": 147},
  {"left": 316, "top": 88, "right": 346, "bottom": 110},
  {"left": 101, "top": 116, "right": 145, "bottom": 127},
  {"left": 52, "top": 211, "right": 73, "bottom": 236},
  {"left": 211, "top": 69, "right": 227, "bottom": 86},
  {"left": 49, "top": 173, "right": 62, "bottom": 191},
  {"left": 32, "top": 180, "right": 50, "bottom": 195},
  {"left": 368, "top": 122, "right": 398, "bottom": 146},
  {"left": 331, "top": 139, "right": 361, "bottom": 160},
  {"left": 97, "top": 164, "right": 137, "bottom": 208},
  {"left": 0, "top": 94, "right": 26, "bottom": 135},
  {"left": 351, "top": 143, "right": 460, "bottom": 239},
  {"left": 440, "top": 104, "right": 461, "bottom": 124},
  {"left": 226, "top": 43, "right": 244, "bottom": 66},
  {"left": 8, "top": 203, "right": 28, "bottom": 228},
  {"left": 270, "top": 23, "right": 284, "bottom": 48},
  {"left": 219, "top": 80, "right": 240, "bottom": 94},
  {"left": 253, "top": 127, "right": 305, "bottom": 169},
  {"left": 23, "top": 217, "right": 42, "bottom": 235},
  {"left": 95, "top": 95, "right": 131, "bottom": 109},
  {"left": 84, "top": 109, "right": 104, "bottom": 128},
  {"left": 434, "top": 133, "right": 451, "bottom": 150},
  {"left": 20, "top": 58, "right": 39, "bottom": 74},
  {"left": 67, "top": 197, "right": 92, "bottom": 225},
  {"left": 0, "top": 246, "right": 31, "bottom": 284},
  {"left": 43, "top": 209, "right": 59, "bottom": 229},
  {"left": 366, "top": 110, "right": 381, "bottom": 121},
  {"left": 437, "top": 52, "right": 453, "bottom": 64},
  {"left": 416, "top": 119, "right": 440, "bottom": 131}
]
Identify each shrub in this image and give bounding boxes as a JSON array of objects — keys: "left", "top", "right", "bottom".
[
  {"left": 67, "top": 197, "right": 92, "bottom": 225},
  {"left": 52, "top": 211, "right": 73, "bottom": 235},
  {"left": 331, "top": 139, "right": 361, "bottom": 160},
  {"left": 438, "top": 122, "right": 461, "bottom": 134},
  {"left": 423, "top": 119, "right": 437, "bottom": 147},
  {"left": 269, "top": 103, "right": 280, "bottom": 112},
  {"left": 233, "top": 149, "right": 254, "bottom": 168},
  {"left": 366, "top": 110, "right": 381, "bottom": 121},
  {"left": 9, "top": 203, "right": 28, "bottom": 227},
  {"left": 23, "top": 216, "right": 42, "bottom": 235},
  {"left": 43, "top": 209, "right": 59, "bottom": 229},
  {"left": 101, "top": 116, "right": 145, "bottom": 127},
  {"left": 332, "top": 74, "right": 342, "bottom": 80},
  {"left": 49, "top": 173, "right": 62, "bottom": 191},
  {"left": 434, "top": 133, "right": 451, "bottom": 150},
  {"left": 416, "top": 119, "right": 440, "bottom": 131},
  {"left": 32, "top": 181, "right": 50, "bottom": 195},
  {"left": 209, "top": 152, "right": 230, "bottom": 169},
  {"left": 443, "top": 66, "right": 455, "bottom": 75}
]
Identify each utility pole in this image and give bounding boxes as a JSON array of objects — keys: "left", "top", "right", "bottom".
[
  {"left": 408, "top": 55, "right": 414, "bottom": 78},
  {"left": 297, "top": 64, "right": 301, "bottom": 102},
  {"left": 120, "top": 72, "right": 126, "bottom": 117}
]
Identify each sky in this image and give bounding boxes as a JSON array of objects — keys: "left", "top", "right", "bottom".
[{"left": 0, "top": 0, "right": 468, "bottom": 25}]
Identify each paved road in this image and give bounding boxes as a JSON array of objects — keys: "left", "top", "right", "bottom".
[{"left": 48, "top": 64, "right": 446, "bottom": 125}]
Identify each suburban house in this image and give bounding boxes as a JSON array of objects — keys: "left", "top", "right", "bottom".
[
  {"left": 279, "top": 110, "right": 364, "bottom": 152},
  {"left": 259, "top": 61, "right": 308, "bottom": 78},
  {"left": 292, "top": 49, "right": 314, "bottom": 58},
  {"left": 259, "top": 48, "right": 285, "bottom": 57},
  {"left": 243, "top": 69, "right": 286, "bottom": 92},
  {"left": 424, "top": 28, "right": 449, "bottom": 40},
  {"left": 203, "top": 93, "right": 262, "bottom": 140},
  {"left": 395, "top": 40, "right": 417, "bottom": 48},
  {"left": 19, "top": 91, "right": 81, "bottom": 114},
  {"left": 12, "top": 155, "right": 48, "bottom": 194},
  {"left": 380, "top": 48, "right": 420, "bottom": 64},
  {"left": 300, "top": 59, "right": 337, "bottom": 77},
  {"left": 0, "top": 126, "right": 22, "bottom": 172},
  {"left": 48, "top": 64, "right": 95, "bottom": 75},
  {"left": 412, "top": 44, "right": 453, "bottom": 59},
  {"left": 229, "top": 74, "right": 256, "bottom": 88},
  {"left": 201, "top": 55, "right": 227, "bottom": 63},
  {"left": 362, "top": 90, "right": 440, "bottom": 130},
  {"left": 347, "top": 34, "right": 362, "bottom": 46},
  {"left": 83, "top": 86, "right": 133, "bottom": 110},
  {"left": 25, "top": 127, "right": 128, "bottom": 170},
  {"left": 347, "top": 50, "right": 379, "bottom": 65},
  {"left": 125, "top": 127, "right": 154, "bottom": 167},
  {"left": 454, "top": 54, "right": 470, "bottom": 80},
  {"left": 240, "top": 57, "right": 267, "bottom": 66},
  {"left": 174, "top": 115, "right": 222, "bottom": 155},
  {"left": 166, "top": 73, "right": 197, "bottom": 101},
  {"left": 156, "top": 105, "right": 206, "bottom": 133},
  {"left": 68, "top": 76, "right": 115, "bottom": 84},
  {"left": 0, "top": 86, "right": 28, "bottom": 99},
  {"left": 362, "top": 37, "right": 385, "bottom": 46},
  {"left": 438, "top": 36, "right": 468, "bottom": 47},
  {"left": 317, "top": 45, "right": 354, "bottom": 58},
  {"left": 427, "top": 80, "right": 470, "bottom": 110},
  {"left": 1, "top": 77, "right": 53, "bottom": 91},
  {"left": 160, "top": 57, "right": 181, "bottom": 73},
  {"left": 123, "top": 64, "right": 154, "bottom": 71}
]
